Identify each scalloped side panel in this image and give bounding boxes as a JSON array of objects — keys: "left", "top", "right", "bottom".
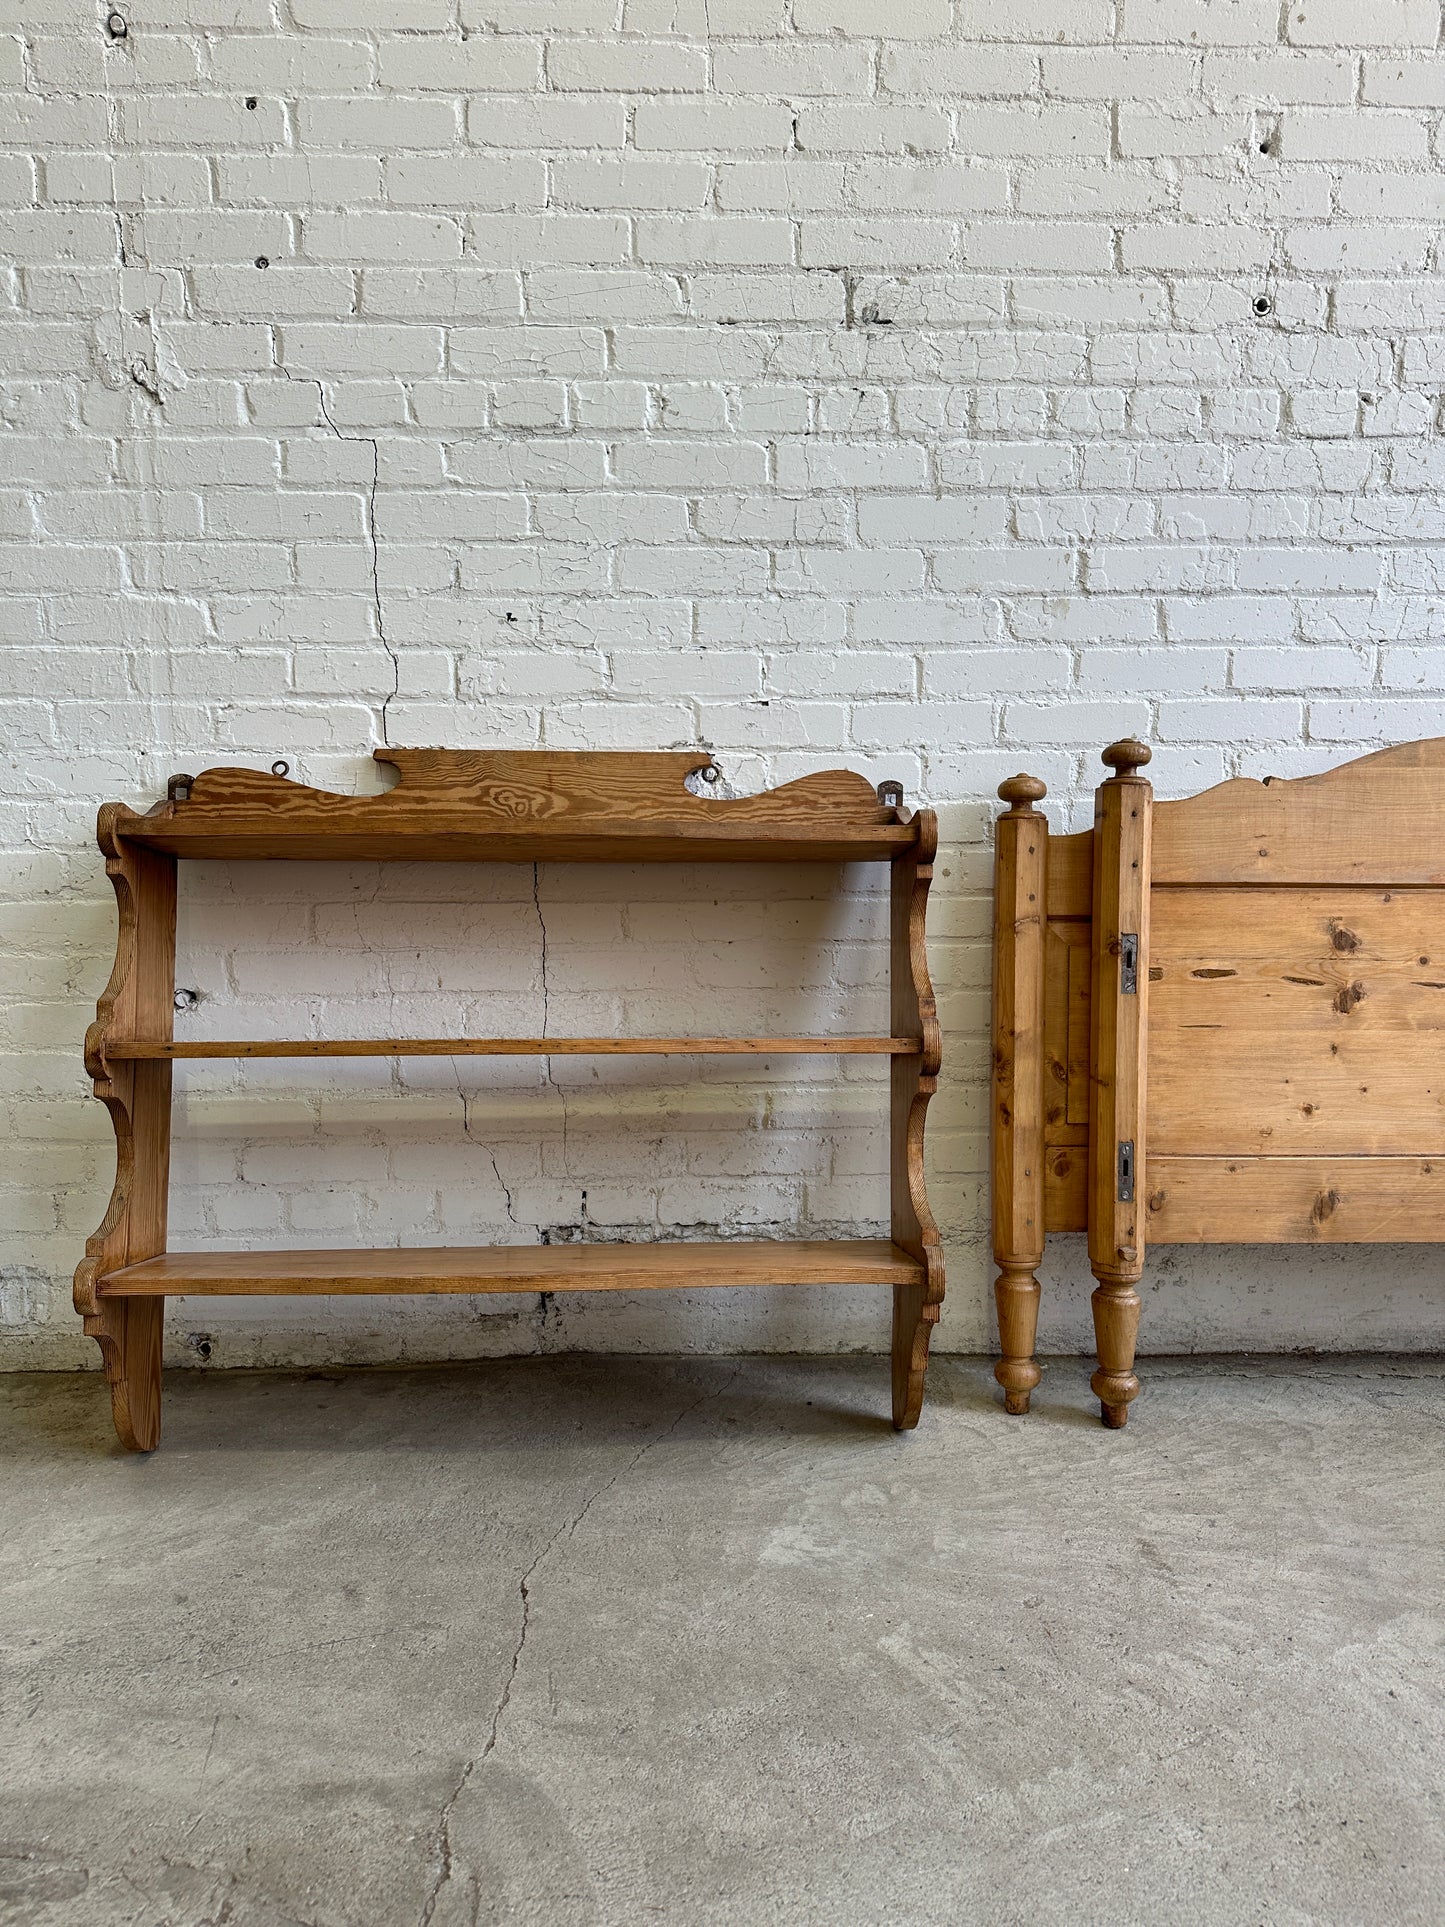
[
  {"left": 81, "top": 1300, "right": 162, "bottom": 1451},
  {"left": 892, "top": 1272, "right": 942, "bottom": 1432},
  {"left": 900, "top": 1083, "right": 944, "bottom": 1287},
  {"left": 74, "top": 850, "right": 138, "bottom": 1319},
  {"left": 890, "top": 812, "right": 944, "bottom": 1430},
  {"left": 909, "top": 812, "right": 943, "bottom": 1084},
  {"left": 73, "top": 1087, "right": 135, "bottom": 1319}
]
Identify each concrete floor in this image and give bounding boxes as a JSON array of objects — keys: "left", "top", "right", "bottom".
[{"left": 1, "top": 1355, "right": 1443, "bottom": 1927}]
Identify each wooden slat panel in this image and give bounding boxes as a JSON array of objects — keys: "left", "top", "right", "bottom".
[
  {"left": 1065, "top": 930, "right": 1092, "bottom": 1125},
  {"left": 1044, "top": 1143, "right": 1088, "bottom": 1231},
  {"left": 1147, "top": 1156, "right": 1445, "bottom": 1243},
  {"left": 1150, "top": 885, "right": 1445, "bottom": 1033},
  {"left": 1151, "top": 886, "right": 1445, "bottom": 961},
  {"left": 1153, "top": 738, "right": 1445, "bottom": 887},
  {"left": 1043, "top": 921, "right": 1091, "bottom": 1137},
  {"left": 1043, "top": 923, "right": 1072, "bottom": 1134},
  {"left": 1149, "top": 886, "right": 1445, "bottom": 1154},
  {"left": 1046, "top": 829, "right": 1093, "bottom": 918},
  {"left": 99, "top": 1239, "right": 924, "bottom": 1297},
  {"left": 1149, "top": 1032, "right": 1445, "bottom": 1154},
  {"left": 1151, "top": 958, "right": 1445, "bottom": 1033}
]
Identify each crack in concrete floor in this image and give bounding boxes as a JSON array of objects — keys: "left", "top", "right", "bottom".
[{"left": 418, "top": 1370, "right": 740, "bottom": 1927}]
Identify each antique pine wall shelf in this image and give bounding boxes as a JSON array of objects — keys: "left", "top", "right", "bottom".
[
  {"left": 77, "top": 748, "right": 944, "bottom": 1451},
  {"left": 992, "top": 735, "right": 1445, "bottom": 1429}
]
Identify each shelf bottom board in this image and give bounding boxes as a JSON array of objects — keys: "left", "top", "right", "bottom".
[{"left": 98, "top": 1239, "right": 924, "bottom": 1297}]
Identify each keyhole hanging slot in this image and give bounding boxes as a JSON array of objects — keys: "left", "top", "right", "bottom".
[
  {"left": 1120, "top": 932, "right": 1139, "bottom": 995},
  {"left": 1117, "top": 1140, "right": 1135, "bottom": 1204}
]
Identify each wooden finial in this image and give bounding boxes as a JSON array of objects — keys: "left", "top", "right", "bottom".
[
  {"left": 998, "top": 773, "right": 1047, "bottom": 814},
  {"left": 1101, "top": 739, "right": 1151, "bottom": 780}
]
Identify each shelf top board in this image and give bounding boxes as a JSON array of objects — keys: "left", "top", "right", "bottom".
[{"left": 105, "top": 749, "right": 923, "bottom": 864}]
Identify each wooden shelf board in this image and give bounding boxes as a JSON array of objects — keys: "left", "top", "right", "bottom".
[
  {"left": 98, "top": 1238, "right": 925, "bottom": 1297},
  {"left": 121, "top": 823, "right": 915, "bottom": 864},
  {"left": 113, "top": 751, "right": 919, "bottom": 865},
  {"left": 105, "top": 1035, "right": 921, "bottom": 1059}
]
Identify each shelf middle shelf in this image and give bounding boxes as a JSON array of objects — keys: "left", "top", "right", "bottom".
[{"left": 105, "top": 1035, "right": 923, "bottom": 1059}]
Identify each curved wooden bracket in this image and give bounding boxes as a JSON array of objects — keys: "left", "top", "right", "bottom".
[
  {"left": 74, "top": 813, "right": 175, "bottom": 1451},
  {"left": 890, "top": 810, "right": 944, "bottom": 1430}
]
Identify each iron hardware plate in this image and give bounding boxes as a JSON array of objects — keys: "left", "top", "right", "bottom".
[
  {"left": 1120, "top": 932, "right": 1139, "bottom": 995},
  {"left": 1117, "top": 1139, "right": 1135, "bottom": 1203}
]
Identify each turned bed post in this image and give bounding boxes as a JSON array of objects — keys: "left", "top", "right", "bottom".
[
  {"left": 889, "top": 810, "right": 944, "bottom": 1431},
  {"left": 991, "top": 775, "right": 1049, "bottom": 1414},
  {"left": 74, "top": 814, "right": 177, "bottom": 1451},
  {"left": 1087, "top": 740, "right": 1153, "bottom": 1428}
]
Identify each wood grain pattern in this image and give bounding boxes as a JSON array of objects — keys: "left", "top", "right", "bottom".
[
  {"left": 108, "top": 1035, "right": 922, "bottom": 1059},
  {"left": 1150, "top": 884, "right": 1445, "bottom": 961},
  {"left": 73, "top": 820, "right": 176, "bottom": 1451},
  {"left": 1043, "top": 922, "right": 1072, "bottom": 1136},
  {"left": 889, "top": 809, "right": 945, "bottom": 1431},
  {"left": 1087, "top": 741, "right": 1152, "bottom": 1428},
  {"left": 115, "top": 750, "right": 916, "bottom": 864},
  {"left": 1149, "top": 886, "right": 1445, "bottom": 1154},
  {"left": 991, "top": 775, "right": 1048, "bottom": 1415},
  {"left": 99, "top": 1239, "right": 926, "bottom": 1297},
  {"left": 1149, "top": 1033, "right": 1445, "bottom": 1156},
  {"left": 1044, "top": 1143, "right": 1089, "bottom": 1232},
  {"left": 1065, "top": 936, "right": 1092, "bottom": 1128},
  {"left": 1146, "top": 1156, "right": 1445, "bottom": 1242},
  {"left": 1045, "top": 828, "right": 1093, "bottom": 919},
  {"left": 1153, "top": 737, "right": 1445, "bottom": 887},
  {"left": 1150, "top": 956, "right": 1445, "bottom": 1035},
  {"left": 1043, "top": 919, "right": 1092, "bottom": 1138}
]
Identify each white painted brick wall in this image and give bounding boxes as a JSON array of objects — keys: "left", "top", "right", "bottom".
[{"left": 5, "top": 1, "right": 1445, "bottom": 1374}]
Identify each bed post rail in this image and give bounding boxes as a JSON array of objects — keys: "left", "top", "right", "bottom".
[
  {"left": 1087, "top": 740, "right": 1153, "bottom": 1428},
  {"left": 991, "top": 774, "right": 1049, "bottom": 1415}
]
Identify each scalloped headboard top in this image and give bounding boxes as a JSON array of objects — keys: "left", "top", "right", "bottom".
[{"left": 1152, "top": 737, "right": 1445, "bottom": 887}]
